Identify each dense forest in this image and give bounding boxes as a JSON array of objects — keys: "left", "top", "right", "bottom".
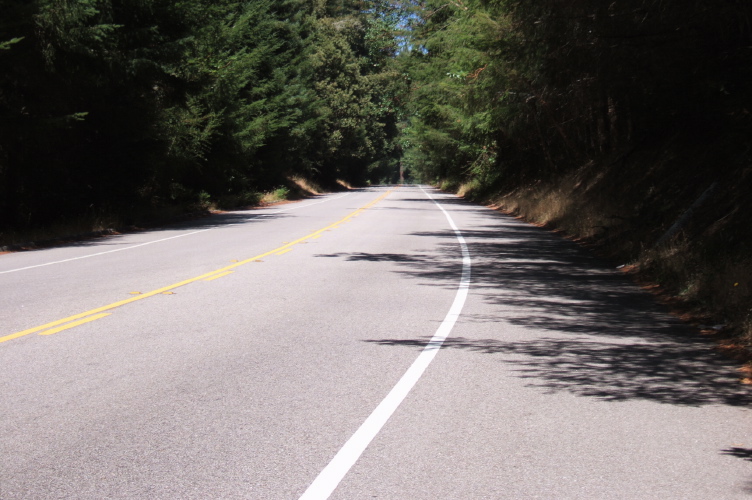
[
  {"left": 0, "top": 0, "right": 406, "bottom": 232},
  {"left": 400, "top": 0, "right": 752, "bottom": 346},
  {"left": 403, "top": 0, "right": 752, "bottom": 189},
  {"left": 2, "top": 1, "right": 752, "bottom": 340},
  {"left": 3, "top": 0, "right": 750, "bottom": 227}
]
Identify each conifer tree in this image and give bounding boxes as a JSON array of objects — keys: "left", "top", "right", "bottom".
[{"left": 0, "top": 0, "right": 408, "bottom": 233}]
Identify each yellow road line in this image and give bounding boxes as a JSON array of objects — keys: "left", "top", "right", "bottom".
[
  {"left": 204, "top": 271, "right": 234, "bottom": 281},
  {"left": 0, "top": 189, "right": 393, "bottom": 344},
  {"left": 1, "top": 269, "right": 230, "bottom": 343},
  {"left": 275, "top": 248, "right": 293, "bottom": 256},
  {"left": 38, "top": 313, "right": 111, "bottom": 336}
]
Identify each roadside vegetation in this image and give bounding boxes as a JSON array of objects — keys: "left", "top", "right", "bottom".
[
  {"left": 399, "top": 0, "right": 752, "bottom": 352},
  {"left": 0, "top": 0, "right": 406, "bottom": 246},
  {"left": 3, "top": 1, "right": 751, "bottom": 354}
]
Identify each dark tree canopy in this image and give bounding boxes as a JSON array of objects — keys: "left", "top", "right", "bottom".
[
  {"left": 399, "top": 0, "right": 752, "bottom": 191},
  {"left": 0, "top": 0, "right": 406, "bottom": 231},
  {"left": 2, "top": 0, "right": 750, "bottom": 236}
]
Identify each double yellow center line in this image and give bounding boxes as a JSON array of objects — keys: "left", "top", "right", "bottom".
[{"left": 1, "top": 190, "right": 392, "bottom": 344}]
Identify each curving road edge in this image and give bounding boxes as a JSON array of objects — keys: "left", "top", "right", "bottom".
[{"left": 299, "top": 186, "right": 473, "bottom": 500}]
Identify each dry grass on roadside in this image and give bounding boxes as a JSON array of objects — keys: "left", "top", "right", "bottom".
[
  {"left": 290, "top": 175, "right": 323, "bottom": 195},
  {"left": 483, "top": 175, "right": 607, "bottom": 242},
  {"left": 260, "top": 175, "right": 325, "bottom": 204},
  {"left": 260, "top": 187, "right": 291, "bottom": 204},
  {"left": 336, "top": 179, "right": 356, "bottom": 190},
  {"left": 452, "top": 166, "right": 752, "bottom": 355}
]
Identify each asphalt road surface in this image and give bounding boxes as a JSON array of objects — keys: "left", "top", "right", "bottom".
[{"left": 2, "top": 185, "right": 751, "bottom": 499}]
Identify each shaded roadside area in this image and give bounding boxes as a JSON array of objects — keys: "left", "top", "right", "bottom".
[
  {"left": 324, "top": 194, "right": 752, "bottom": 407},
  {"left": 0, "top": 210, "right": 293, "bottom": 254},
  {"left": 365, "top": 335, "right": 752, "bottom": 407}
]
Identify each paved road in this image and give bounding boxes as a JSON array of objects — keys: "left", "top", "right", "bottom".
[{"left": 1, "top": 185, "right": 751, "bottom": 499}]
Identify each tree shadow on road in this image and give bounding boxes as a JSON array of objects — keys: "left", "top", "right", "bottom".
[
  {"left": 365, "top": 335, "right": 752, "bottom": 406},
  {"left": 721, "top": 449, "right": 752, "bottom": 490},
  {"left": 329, "top": 219, "right": 683, "bottom": 341},
  {"left": 323, "top": 200, "right": 752, "bottom": 407},
  {"left": 722, "top": 448, "right": 752, "bottom": 461}
]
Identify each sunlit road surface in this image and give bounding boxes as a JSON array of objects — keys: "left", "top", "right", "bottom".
[{"left": 2, "top": 185, "right": 751, "bottom": 499}]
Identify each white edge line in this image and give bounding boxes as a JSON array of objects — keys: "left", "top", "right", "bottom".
[
  {"left": 0, "top": 229, "right": 212, "bottom": 274},
  {"left": 299, "top": 185, "right": 471, "bottom": 500},
  {"left": 0, "top": 192, "right": 352, "bottom": 275}
]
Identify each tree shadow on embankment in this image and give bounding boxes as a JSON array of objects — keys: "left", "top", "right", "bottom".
[{"left": 340, "top": 199, "right": 751, "bottom": 406}]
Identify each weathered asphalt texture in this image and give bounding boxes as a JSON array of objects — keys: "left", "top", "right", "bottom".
[{"left": 2, "top": 186, "right": 751, "bottom": 499}]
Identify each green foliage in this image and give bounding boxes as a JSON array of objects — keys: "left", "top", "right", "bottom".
[
  {"left": 401, "top": 0, "right": 752, "bottom": 190},
  {"left": 5, "top": 0, "right": 749, "bottom": 234},
  {"left": 273, "top": 186, "right": 290, "bottom": 200},
  {"left": 0, "top": 37, "right": 24, "bottom": 50},
  {"left": 398, "top": 0, "right": 504, "bottom": 184},
  {"left": 0, "top": 0, "right": 407, "bottom": 231}
]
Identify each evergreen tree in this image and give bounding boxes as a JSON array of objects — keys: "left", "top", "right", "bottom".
[{"left": 0, "top": 0, "right": 407, "bottom": 234}]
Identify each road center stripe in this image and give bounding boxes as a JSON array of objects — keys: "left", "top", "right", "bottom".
[
  {"left": 0, "top": 190, "right": 391, "bottom": 345},
  {"left": 299, "top": 186, "right": 472, "bottom": 500},
  {"left": 38, "top": 313, "right": 112, "bottom": 336},
  {"left": 0, "top": 193, "right": 352, "bottom": 275},
  {"left": 203, "top": 271, "right": 234, "bottom": 281}
]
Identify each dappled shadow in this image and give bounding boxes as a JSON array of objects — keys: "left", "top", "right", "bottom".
[
  {"left": 323, "top": 219, "right": 679, "bottom": 341},
  {"left": 317, "top": 252, "right": 435, "bottom": 263},
  {"left": 387, "top": 196, "right": 477, "bottom": 207},
  {"left": 459, "top": 221, "right": 684, "bottom": 341},
  {"left": 315, "top": 247, "right": 464, "bottom": 290},
  {"left": 722, "top": 449, "right": 752, "bottom": 494},
  {"left": 722, "top": 448, "right": 752, "bottom": 462},
  {"left": 369, "top": 206, "right": 459, "bottom": 213},
  {"left": 366, "top": 336, "right": 752, "bottom": 406},
  {"left": 336, "top": 195, "right": 752, "bottom": 407}
]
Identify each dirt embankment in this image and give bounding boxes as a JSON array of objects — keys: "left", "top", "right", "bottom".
[{"left": 456, "top": 133, "right": 752, "bottom": 369}]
